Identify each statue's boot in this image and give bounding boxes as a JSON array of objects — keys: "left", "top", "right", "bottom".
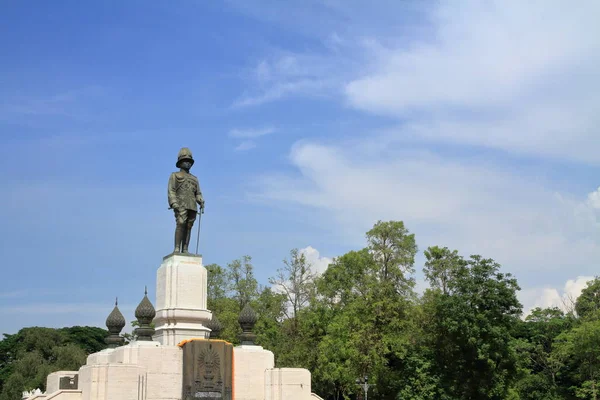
[
  {"left": 182, "top": 225, "right": 193, "bottom": 253},
  {"left": 174, "top": 225, "right": 184, "bottom": 253}
]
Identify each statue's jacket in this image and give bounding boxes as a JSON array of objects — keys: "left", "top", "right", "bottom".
[{"left": 168, "top": 171, "right": 203, "bottom": 211}]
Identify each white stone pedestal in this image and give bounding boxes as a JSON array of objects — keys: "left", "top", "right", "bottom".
[{"left": 153, "top": 254, "right": 211, "bottom": 345}]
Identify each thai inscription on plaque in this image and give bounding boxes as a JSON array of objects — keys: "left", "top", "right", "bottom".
[{"left": 181, "top": 340, "right": 233, "bottom": 400}]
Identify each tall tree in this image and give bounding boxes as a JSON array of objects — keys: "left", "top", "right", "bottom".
[
  {"left": 366, "top": 220, "right": 417, "bottom": 291},
  {"left": 269, "top": 248, "right": 317, "bottom": 332},
  {"left": 226, "top": 255, "right": 258, "bottom": 309},
  {"left": 423, "top": 246, "right": 465, "bottom": 295},
  {"left": 423, "top": 251, "right": 522, "bottom": 399},
  {"left": 311, "top": 220, "right": 419, "bottom": 399}
]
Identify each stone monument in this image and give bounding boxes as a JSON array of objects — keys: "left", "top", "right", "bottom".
[{"left": 26, "top": 147, "right": 321, "bottom": 400}]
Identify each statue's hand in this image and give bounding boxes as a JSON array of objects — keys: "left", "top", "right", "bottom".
[
  {"left": 172, "top": 203, "right": 180, "bottom": 211},
  {"left": 199, "top": 200, "right": 205, "bottom": 210}
]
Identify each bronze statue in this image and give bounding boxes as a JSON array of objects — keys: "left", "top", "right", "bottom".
[{"left": 168, "top": 148, "right": 205, "bottom": 253}]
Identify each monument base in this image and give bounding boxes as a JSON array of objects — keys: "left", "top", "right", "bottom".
[{"left": 153, "top": 254, "right": 212, "bottom": 345}]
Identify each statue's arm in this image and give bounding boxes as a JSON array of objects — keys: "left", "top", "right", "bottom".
[{"left": 168, "top": 173, "right": 178, "bottom": 209}]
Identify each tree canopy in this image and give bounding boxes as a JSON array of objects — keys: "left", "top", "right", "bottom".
[
  {"left": 2, "top": 220, "right": 599, "bottom": 400},
  {"left": 0, "top": 326, "right": 107, "bottom": 400}
]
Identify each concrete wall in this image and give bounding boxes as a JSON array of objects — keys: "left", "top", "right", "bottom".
[
  {"left": 77, "top": 342, "right": 182, "bottom": 400},
  {"left": 233, "top": 345, "right": 275, "bottom": 400},
  {"left": 45, "top": 391, "right": 82, "bottom": 400},
  {"left": 265, "top": 368, "right": 312, "bottom": 400}
]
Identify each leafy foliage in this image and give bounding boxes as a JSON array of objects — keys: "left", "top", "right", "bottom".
[
  {"left": 3, "top": 220, "right": 600, "bottom": 400},
  {"left": 0, "top": 326, "right": 107, "bottom": 399},
  {"left": 575, "top": 277, "right": 600, "bottom": 320}
]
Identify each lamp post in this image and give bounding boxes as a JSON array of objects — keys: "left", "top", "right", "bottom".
[{"left": 355, "top": 375, "right": 374, "bottom": 400}]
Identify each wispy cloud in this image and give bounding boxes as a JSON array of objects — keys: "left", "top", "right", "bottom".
[
  {"left": 229, "top": 126, "right": 276, "bottom": 139},
  {"left": 233, "top": 1, "right": 600, "bottom": 164},
  {"left": 343, "top": 1, "right": 600, "bottom": 164},
  {"left": 232, "top": 48, "right": 355, "bottom": 107},
  {"left": 234, "top": 140, "right": 257, "bottom": 152},
  {"left": 230, "top": 126, "right": 277, "bottom": 151},
  {"left": 251, "top": 138, "right": 600, "bottom": 281}
]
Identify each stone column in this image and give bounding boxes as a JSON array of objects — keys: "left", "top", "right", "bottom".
[{"left": 153, "top": 254, "right": 211, "bottom": 345}]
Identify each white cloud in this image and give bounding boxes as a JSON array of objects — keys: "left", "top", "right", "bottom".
[
  {"left": 234, "top": 140, "right": 257, "bottom": 152},
  {"left": 232, "top": 48, "right": 357, "bottom": 107},
  {"left": 234, "top": 76, "right": 335, "bottom": 108},
  {"left": 230, "top": 127, "right": 276, "bottom": 151},
  {"left": 587, "top": 188, "right": 600, "bottom": 209},
  {"left": 252, "top": 140, "right": 600, "bottom": 286},
  {"left": 298, "top": 245, "right": 332, "bottom": 275},
  {"left": 229, "top": 126, "right": 276, "bottom": 139},
  {"left": 343, "top": 0, "right": 600, "bottom": 163},
  {"left": 234, "top": 1, "right": 600, "bottom": 163},
  {"left": 520, "top": 276, "right": 595, "bottom": 316}
]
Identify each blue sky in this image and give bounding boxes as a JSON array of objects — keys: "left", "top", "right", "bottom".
[{"left": 1, "top": 0, "right": 600, "bottom": 334}]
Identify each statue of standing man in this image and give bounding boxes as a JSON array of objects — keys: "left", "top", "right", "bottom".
[{"left": 168, "top": 148, "right": 205, "bottom": 253}]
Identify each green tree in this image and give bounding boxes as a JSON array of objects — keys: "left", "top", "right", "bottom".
[
  {"left": 311, "top": 220, "right": 419, "bottom": 399},
  {"left": 575, "top": 277, "right": 600, "bottom": 320},
  {"left": 206, "top": 263, "right": 227, "bottom": 308},
  {"left": 423, "top": 251, "right": 522, "bottom": 399},
  {"left": 423, "top": 246, "right": 466, "bottom": 295},
  {"left": 512, "top": 307, "right": 574, "bottom": 400},
  {"left": 253, "top": 286, "right": 286, "bottom": 352},
  {"left": 203, "top": 256, "right": 261, "bottom": 344},
  {"left": 60, "top": 326, "right": 109, "bottom": 354},
  {"left": 553, "top": 319, "right": 600, "bottom": 399},
  {"left": 269, "top": 248, "right": 317, "bottom": 333},
  {"left": 366, "top": 220, "right": 417, "bottom": 292},
  {"left": 227, "top": 255, "right": 258, "bottom": 309},
  {"left": 0, "top": 372, "right": 25, "bottom": 400},
  {"left": 0, "top": 326, "right": 107, "bottom": 398}
]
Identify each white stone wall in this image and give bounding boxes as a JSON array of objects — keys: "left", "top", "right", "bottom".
[
  {"left": 79, "top": 363, "right": 140, "bottom": 400},
  {"left": 265, "top": 368, "right": 312, "bottom": 400},
  {"left": 45, "top": 390, "right": 82, "bottom": 400},
  {"left": 233, "top": 345, "right": 275, "bottom": 400},
  {"left": 76, "top": 341, "right": 182, "bottom": 400}
]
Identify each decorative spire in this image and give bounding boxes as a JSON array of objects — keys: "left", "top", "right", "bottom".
[
  {"left": 238, "top": 303, "right": 258, "bottom": 345},
  {"left": 105, "top": 297, "right": 125, "bottom": 348},
  {"left": 134, "top": 287, "right": 156, "bottom": 341},
  {"left": 205, "top": 314, "right": 223, "bottom": 339}
]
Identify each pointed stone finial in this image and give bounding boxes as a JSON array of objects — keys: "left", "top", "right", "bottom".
[
  {"left": 238, "top": 303, "right": 258, "bottom": 345},
  {"left": 105, "top": 298, "right": 126, "bottom": 348},
  {"left": 134, "top": 287, "right": 156, "bottom": 341},
  {"left": 205, "top": 314, "right": 223, "bottom": 339}
]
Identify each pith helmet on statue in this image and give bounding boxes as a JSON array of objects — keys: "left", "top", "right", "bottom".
[{"left": 176, "top": 147, "right": 195, "bottom": 168}]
